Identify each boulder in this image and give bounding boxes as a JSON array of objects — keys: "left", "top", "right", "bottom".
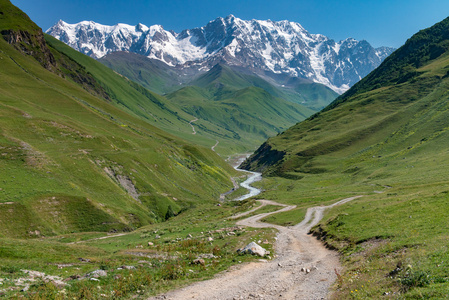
[
  {"left": 192, "top": 258, "right": 205, "bottom": 266},
  {"left": 237, "top": 242, "right": 269, "bottom": 257},
  {"left": 87, "top": 269, "right": 107, "bottom": 278}
]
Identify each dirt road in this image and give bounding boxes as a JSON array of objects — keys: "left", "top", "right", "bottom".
[
  {"left": 149, "top": 196, "right": 362, "bottom": 300},
  {"left": 189, "top": 118, "right": 198, "bottom": 135}
]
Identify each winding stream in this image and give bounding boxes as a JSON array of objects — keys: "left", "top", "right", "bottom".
[
  {"left": 232, "top": 155, "right": 262, "bottom": 201},
  {"left": 234, "top": 169, "right": 262, "bottom": 200}
]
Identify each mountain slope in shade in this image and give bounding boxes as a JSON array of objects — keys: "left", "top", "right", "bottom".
[
  {"left": 99, "top": 51, "right": 339, "bottom": 110},
  {"left": 99, "top": 51, "right": 188, "bottom": 95},
  {"left": 47, "top": 16, "right": 395, "bottom": 93}
]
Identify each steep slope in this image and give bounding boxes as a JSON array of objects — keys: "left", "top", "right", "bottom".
[
  {"left": 98, "top": 51, "right": 189, "bottom": 95},
  {"left": 0, "top": 0, "right": 237, "bottom": 238},
  {"left": 241, "top": 16, "right": 449, "bottom": 298},
  {"left": 47, "top": 16, "right": 395, "bottom": 93}
]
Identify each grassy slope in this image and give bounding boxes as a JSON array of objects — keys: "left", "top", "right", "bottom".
[
  {"left": 167, "top": 85, "right": 314, "bottom": 147},
  {"left": 44, "top": 36, "right": 250, "bottom": 155},
  {"left": 286, "top": 80, "right": 339, "bottom": 111},
  {"left": 243, "top": 17, "right": 449, "bottom": 298},
  {"left": 0, "top": 7, "right": 239, "bottom": 240},
  {"left": 166, "top": 64, "right": 315, "bottom": 150},
  {"left": 99, "top": 51, "right": 184, "bottom": 95}
]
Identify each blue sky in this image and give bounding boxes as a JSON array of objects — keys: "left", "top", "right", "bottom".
[{"left": 11, "top": 0, "right": 449, "bottom": 48}]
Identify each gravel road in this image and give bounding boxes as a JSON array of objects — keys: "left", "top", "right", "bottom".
[{"left": 149, "top": 196, "right": 362, "bottom": 300}]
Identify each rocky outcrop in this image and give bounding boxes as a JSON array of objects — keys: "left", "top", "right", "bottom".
[{"left": 2, "top": 29, "right": 56, "bottom": 71}]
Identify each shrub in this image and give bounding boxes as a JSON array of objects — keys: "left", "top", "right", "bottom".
[{"left": 399, "top": 269, "right": 431, "bottom": 291}]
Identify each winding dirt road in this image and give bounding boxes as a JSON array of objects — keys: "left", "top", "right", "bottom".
[
  {"left": 189, "top": 118, "right": 198, "bottom": 135},
  {"left": 150, "top": 196, "right": 362, "bottom": 300}
]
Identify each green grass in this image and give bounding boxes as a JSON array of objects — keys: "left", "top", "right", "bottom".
[
  {"left": 164, "top": 64, "right": 316, "bottom": 152},
  {"left": 0, "top": 200, "right": 277, "bottom": 299},
  {"left": 261, "top": 207, "right": 307, "bottom": 227},
  {"left": 0, "top": 0, "right": 40, "bottom": 33},
  {"left": 167, "top": 84, "right": 314, "bottom": 148}
]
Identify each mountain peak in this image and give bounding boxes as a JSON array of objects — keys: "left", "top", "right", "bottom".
[
  {"left": 136, "top": 23, "right": 149, "bottom": 32},
  {"left": 47, "top": 16, "right": 395, "bottom": 93}
]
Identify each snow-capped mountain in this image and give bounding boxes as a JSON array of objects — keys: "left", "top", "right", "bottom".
[{"left": 47, "top": 15, "right": 395, "bottom": 93}]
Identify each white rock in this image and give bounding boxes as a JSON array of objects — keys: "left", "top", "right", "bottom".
[
  {"left": 88, "top": 269, "right": 107, "bottom": 278},
  {"left": 237, "top": 242, "right": 269, "bottom": 257}
]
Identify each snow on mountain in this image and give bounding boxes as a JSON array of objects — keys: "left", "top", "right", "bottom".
[{"left": 47, "top": 16, "right": 395, "bottom": 93}]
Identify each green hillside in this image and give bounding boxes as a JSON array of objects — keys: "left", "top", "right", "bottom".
[
  {"left": 50, "top": 41, "right": 311, "bottom": 154},
  {"left": 43, "top": 35, "right": 210, "bottom": 145},
  {"left": 280, "top": 78, "right": 339, "bottom": 110},
  {"left": 0, "top": 0, "right": 237, "bottom": 237},
  {"left": 165, "top": 64, "right": 315, "bottom": 148},
  {"left": 99, "top": 51, "right": 338, "bottom": 110},
  {"left": 242, "top": 16, "right": 449, "bottom": 298},
  {"left": 99, "top": 51, "right": 186, "bottom": 95}
]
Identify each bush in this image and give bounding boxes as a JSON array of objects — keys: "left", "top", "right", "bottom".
[{"left": 399, "top": 269, "right": 431, "bottom": 291}]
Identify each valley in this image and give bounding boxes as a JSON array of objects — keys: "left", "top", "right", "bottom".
[{"left": 2, "top": 0, "right": 449, "bottom": 299}]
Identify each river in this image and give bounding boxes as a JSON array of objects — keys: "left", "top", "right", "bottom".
[
  {"left": 232, "top": 156, "right": 262, "bottom": 201},
  {"left": 234, "top": 169, "right": 262, "bottom": 200}
]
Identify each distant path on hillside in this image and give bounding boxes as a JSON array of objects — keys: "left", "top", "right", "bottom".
[
  {"left": 189, "top": 118, "right": 198, "bottom": 135},
  {"left": 149, "top": 196, "right": 362, "bottom": 300},
  {"left": 211, "top": 140, "right": 219, "bottom": 151},
  {"left": 68, "top": 233, "right": 128, "bottom": 244}
]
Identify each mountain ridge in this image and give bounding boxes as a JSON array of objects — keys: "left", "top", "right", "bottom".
[{"left": 47, "top": 16, "right": 395, "bottom": 93}]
